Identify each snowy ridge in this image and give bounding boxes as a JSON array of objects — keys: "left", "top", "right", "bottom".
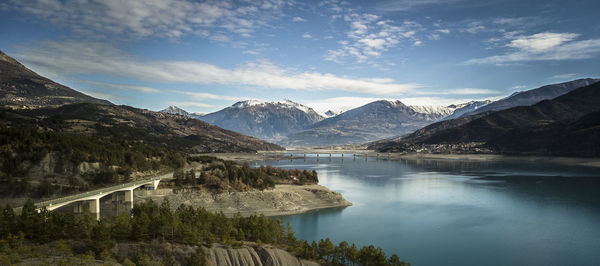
[
  {"left": 408, "top": 105, "right": 454, "bottom": 116},
  {"left": 231, "top": 99, "right": 318, "bottom": 115}
]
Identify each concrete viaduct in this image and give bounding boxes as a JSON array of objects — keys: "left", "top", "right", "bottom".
[
  {"left": 16, "top": 172, "right": 171, "bottom": 220},
  {"left": 258, "top": 149, "right": 391, "bottom": 161}
]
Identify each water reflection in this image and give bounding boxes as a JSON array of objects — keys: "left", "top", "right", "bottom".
[{"left": 265, "top": 157, "right": 600, "bottom": 266}]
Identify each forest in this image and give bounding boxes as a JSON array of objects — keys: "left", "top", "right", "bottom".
[
  {"left": 172, "top": 156, "right": 319, "bottom": 191},
  {"left": 0, "top": 200, "right": 409, "bottom": 265},
  {"left": 0, "top": 126, "right": 185, "bottom": 197}
]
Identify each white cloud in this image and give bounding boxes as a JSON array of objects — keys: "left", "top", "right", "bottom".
[
  {"left": 292, "top": 16, "right": 306, "bottom": 22},
  {"left": 450, "top": 88, "right": 498, "bottom": 95},
  {"left": 466, "top": 25, "right": 485, "bottom": 34},
  {"left": 507, "top": 32, "right": 578, "bottom": 52},
  {"left": 173, "top": 91, "right": 243, "bottom": 101},
  {"left": 167, "top": 101, "right": 215, "bottom": 108},
  {"left": 83, "top": 91, "right": 122, "bottom": 102},
  {"left": 465, "top": 32, "right": 600, "bottom": 65},
  {"left": 551, "top": 73, "right": 578, "bottom": 79},
  {"left": 82, "top": 80, "right": 161, "bottom": 93},
  {"left": 435, "top": 29, "right": 450, "bottom": 34},
  {"left": 8, "top": 0, "right": 287, "bottom": 40},
  {"left": 17, "top": 40, "right": 419, "bottom": 96},
  {"left": 374, "top": 0, "right": 462, "bottom": 11},
  {"left": 302, "top": 32, "right": 312, "bottom": 39},
  {"left": 325, "top": 13, "right": 423, "bottom": 63}
]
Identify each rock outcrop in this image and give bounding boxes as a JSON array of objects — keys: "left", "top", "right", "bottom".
[{"left": 204, "top": 245, "right": 319, "bottom": 266}]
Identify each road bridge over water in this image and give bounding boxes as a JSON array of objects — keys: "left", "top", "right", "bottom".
[{"left": 258, "top": 149, "right": 392, "bottom": 161}]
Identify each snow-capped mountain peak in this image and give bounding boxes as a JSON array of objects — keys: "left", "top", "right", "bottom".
[
  {"left": 232, "top": 99, "right": 266, "bottom": 108},
  {"left": 159, "top": 106, "right": 203, "bottom": 119},
  {"left": 160, "top": 105, "right": 190, "bottom": 116}
]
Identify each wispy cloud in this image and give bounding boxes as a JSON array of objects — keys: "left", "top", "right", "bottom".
[
  {"left": 465, "top": 32, "right": 600, "bottom": 65},
  {"left": 82, "top": 80, "right": 162, "bottom": 93},
  {"left": 507, "top": 32, "right": 578, "bottom": 52},
  {"left": 166, "top": 101, "right": 215, "bottom": 108},
  {"left": 173, "top": 91, "right": 243, "bottom": 101},
  {"left": 551, "top": 73, "right": 578, "bottom": 79},
  {"left": 374, "top": 0, "right": 463, "bottom": 12},
  {"left": 292, "top": 16, "right": 306, "bottom": 22},
  {"left": 8, "top": 0, "right": 287, "bottom": 40},
  {"left": 17, "top": 40, "right": 419, "bottom": 96},
  {"left": 448, "top": 88, "right": 498, "bottom": 95},
  {"left": 325, "top": 13, "right": 422, "bottom": 63}
]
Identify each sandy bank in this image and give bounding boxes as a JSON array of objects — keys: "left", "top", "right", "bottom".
[{"left": 137, "top": 184, "right": 351, "bottom": 217}]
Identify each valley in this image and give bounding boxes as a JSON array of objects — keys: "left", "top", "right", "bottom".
[{"left": 1, "top": 0, "right": 600, "bottom": 263}]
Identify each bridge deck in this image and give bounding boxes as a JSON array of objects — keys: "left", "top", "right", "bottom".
[{"left": 14, "top": 172, "right": 172, "bottom": 213}]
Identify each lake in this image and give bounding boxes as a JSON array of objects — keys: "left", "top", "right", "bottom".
[{"left": 258, "top": 155, "right": 600, "bottom": 266}]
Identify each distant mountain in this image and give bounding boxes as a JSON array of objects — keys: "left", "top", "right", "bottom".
[
  {"left": 370, "top": 80, "right": 600, "bottom": 156},
  {"left": 443, "top": 100, "right": 491, "bottom": 120},
  {"left": 160, "top": 105, "right": 203, "bottom": 119},
  {"left": 461, "top": 79, "right": 599, "bottom": 117},
  {"left": 0, "top": 50, "right": 111, "bottom": 108},
  {"left": 199, "top": 99, "right": 324, "bottom": 142},
  {"left": 281, "top": 100, "right": 452, "bottom": 147}
]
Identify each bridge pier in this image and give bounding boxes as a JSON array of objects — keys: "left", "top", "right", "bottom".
[
  {"left": 90, "top": 198, "right": 100, "bottom": 220},
  {"left": 124, "top": 189, "right": 134, "bottom": 210}
]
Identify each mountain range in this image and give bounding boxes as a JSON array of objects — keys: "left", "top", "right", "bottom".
[
  {"left": 461, "top": 78, "right": 599, "bottom": 117},
  {"left": 3, "top": 49, "right": 598, "bottom": 153},
  {"left": 161, "top": 78, "right": 597, "bottom": 147},
  {"left": 370, "top": 80, "right": 600, "bottom": 157}
]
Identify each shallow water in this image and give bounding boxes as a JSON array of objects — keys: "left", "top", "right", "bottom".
[{"left": 261, "top": 156, "right": 600, "bottom": 266}]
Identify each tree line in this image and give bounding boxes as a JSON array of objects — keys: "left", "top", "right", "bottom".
[
  {"left": 173, "top": 156, "right": 318, "bottom": 191},
  {"left": 0, "top": 199, "right": 409, "bottom": 265}
]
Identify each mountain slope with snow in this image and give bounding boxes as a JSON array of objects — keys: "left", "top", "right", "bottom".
[
  {"left": 462, "top": 79, "right": 599, "bottom": 117},
  {"left": 281, "top": 100, "right": 451, "bottom": 147},
  {"left": 199, "top": 100, "right": 324, "bottom": 142},
  {"left": 159, "top": 106, "right": 204, "bottom": 119}
]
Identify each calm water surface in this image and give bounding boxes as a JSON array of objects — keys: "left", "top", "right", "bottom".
[{"left": 259, "top": 156, "right": 600, "bottom": 266}]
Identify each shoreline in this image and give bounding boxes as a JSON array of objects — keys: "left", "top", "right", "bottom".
[
  {"left": 388, "top": 153, "right": 600, "bottom": 168},
  {"left": 137, "top": 184, "right": 352, "bottom": 217},
  {"left": 206, "top": 152, "right": 600, "bottom": 168}
]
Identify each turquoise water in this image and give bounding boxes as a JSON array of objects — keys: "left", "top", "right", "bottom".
[{"left": 261, "top": 156, "right": 600, "bottom": 266}]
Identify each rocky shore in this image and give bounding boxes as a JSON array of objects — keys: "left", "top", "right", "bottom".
[{"left": 137, "top": 184, "right": 351, "bottom": 217}]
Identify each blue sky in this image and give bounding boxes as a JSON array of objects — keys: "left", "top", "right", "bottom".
[{"left": 1, "top": 0, "right": 599, "bottom": 114}]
